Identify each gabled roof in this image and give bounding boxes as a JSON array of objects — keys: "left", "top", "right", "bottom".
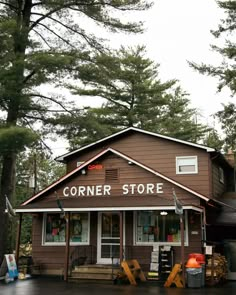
[
  {"left": 55, "top": 127, "right": 215, "bottom": 162},
  {"left": 22, "top": 147, "right": 210, "bottom": 206}
]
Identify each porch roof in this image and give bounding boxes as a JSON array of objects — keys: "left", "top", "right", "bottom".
[{"left": 15, "top": 195, "right": 203, "bottom": 213}]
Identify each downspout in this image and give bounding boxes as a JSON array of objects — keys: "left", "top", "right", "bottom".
[{"left": 200, "top": 206, "right": 207, "bottom": 248}]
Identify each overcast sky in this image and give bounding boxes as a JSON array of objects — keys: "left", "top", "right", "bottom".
[
  {"left": 113, "top": 0, "right": 231, "bottom": 123},
  {"left": 138, "top": 0, "right": 230, "bottom": 124},
  {"left": 51, "top": 0, "right": 232, "bottom": 156},
  {"left": 75, "top": 0, "right": 231, "bottom": 122}
]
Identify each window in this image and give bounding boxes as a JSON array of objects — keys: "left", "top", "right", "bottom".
[
  {"left": 135, "top": 211, "right": 187, "bottom": 244},
  {"left": 176, "top": 156, "right": 198, "bottom": 174},
  {"left": 219, "top": 167, "right": 224, "bottom": 184},
  {"left": 43, "top": 212, "right": 89, "bottom": 245}
]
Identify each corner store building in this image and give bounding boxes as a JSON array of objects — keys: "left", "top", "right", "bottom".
[{"left": 15, "top": 127, "right": 236, "bottom": 279}]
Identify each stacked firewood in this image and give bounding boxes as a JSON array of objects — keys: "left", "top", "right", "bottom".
[{"left": 205, "top": 253, "right": 228, "bottom": 285}]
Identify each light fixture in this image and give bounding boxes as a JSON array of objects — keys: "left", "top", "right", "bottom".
[
  {"left": 81, "top": 169, "right": 87, "bottom": 175},
  {"left": 160, "top": 211, "right": 168, "bottom": 216}
]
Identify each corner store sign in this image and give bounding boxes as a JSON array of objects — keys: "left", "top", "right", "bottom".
[{"left": 63, "top": 183, "right": 164, "bottom": 197}]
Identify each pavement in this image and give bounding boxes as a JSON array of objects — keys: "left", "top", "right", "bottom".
[{"left": 1, "top": 277, "right": 236, "bottom": 295}]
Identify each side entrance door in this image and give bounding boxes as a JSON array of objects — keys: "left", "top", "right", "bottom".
[{"left": 97, "top": 212, "right": 120, "bottom": 264}]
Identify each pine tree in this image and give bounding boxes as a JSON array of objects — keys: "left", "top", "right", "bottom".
[
  {"left": 189, "top": 1, "right": 236, "bottom": 151},
  {"left": 0, "top": 0, "right": 152, "bottom": 261},
  {"left": 59, "top": 46, "right": 209, "bottom": 147},
  {"left": 189, "top": 1, "right": 236, "bottom": 94}
]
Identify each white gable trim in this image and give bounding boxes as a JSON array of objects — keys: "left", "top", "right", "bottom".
[
  {"left": 56, "top": 127, "right": 215, "bottom": 162},
  {"left": 22, "top": 147, "right": 209, "bottom": 206}
]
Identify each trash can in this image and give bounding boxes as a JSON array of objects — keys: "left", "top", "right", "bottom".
[
  {"left": 201, "top": 263, "right": 206, "bottom": 287},
  {"left": 188, "top": 253, "right": 205, "bottom": 286},
  {"left": 186, "top": 257, "right": 202, "bottom": 288},
  {"left": 186, "top": 267, "right": 202, "bottom": 288}
]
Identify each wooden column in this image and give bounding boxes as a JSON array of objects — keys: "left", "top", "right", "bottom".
[
  {"left": 64, "top": 213, "right": 70, "bottom": 281},
  {"left": 119, "top": 211, "right": 123, "bottom": 265},
  {"left": 15, "top": 213, "right": 23, "bottom": 264},
  {"left": 180, "top": 215, "right": 185, "bottom": 288}
]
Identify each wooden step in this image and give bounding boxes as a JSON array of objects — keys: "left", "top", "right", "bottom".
[
  {"left": 70, "top": 264, "right": 120, "bottom": 281},
  {"left": 70, "top": 272, "right": 114, "bottom": 280},
  {"left": 74, "top": 265, "right": 119, "bottom": 274}
]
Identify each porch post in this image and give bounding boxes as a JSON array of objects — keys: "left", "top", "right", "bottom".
[
  {"left": 119, "top": 211, "right": 123, "bottom": 264},
  {"left": 15, "top": 213, "right": 23, "bottom": 264},
  {"left": 64, "top": 212, "right": 70, "bottom": 281},
  {"left": 180, "top": 215, "right": 185, "bottom": 288}
]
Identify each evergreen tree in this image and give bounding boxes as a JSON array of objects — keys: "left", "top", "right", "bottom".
[
  {"left": 0, "top": 0, "right": 152, "bottom": 261},
  {"left": 189, "top": 1, "right": 236, "bottom": 94},
  {"left": 152, "top": 87, "right": 210, "bottom": 142},
  {"left": 189, "top": 1, "right": 236, "bottom": 151},
  {"left": 203, "top": 128, "right": 224, "bottom": 151},
  {"left": 216, "top": 103, "right": 236, "bottom": 151},
  {"left": 59, "top": 46, "right": 209, "bottom": 147}
]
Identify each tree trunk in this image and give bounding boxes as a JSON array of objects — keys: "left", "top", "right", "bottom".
[
  {"left": 0, "top": 152, "right": 17, "bottom": 262},
  {"left": 0, "top": 0, "right": 32, "bottom": 262}
]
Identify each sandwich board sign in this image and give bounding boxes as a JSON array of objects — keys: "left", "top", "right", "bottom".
[{"left": 0, "top": 254, "right": 18, "bottom": 280}]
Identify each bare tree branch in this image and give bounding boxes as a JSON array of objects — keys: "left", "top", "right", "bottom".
[
  {"left": 23, "top": 70, "right": 36, "bottom": 84},
  {"left": 32, "top": 12, "right": 104, "bottom": 51},
  {"left": 0, "top": 1, "right": 17, "bottom": 11},
  {"left": 23, "top": 117, "right": 53, "bottom": 154},
  {"left": 35, "top": 21, "right": 76, "bottom": 48},
  {"left": 32, "top": 28, "right": 52, "bottom": 49},
  {"left": 30, "top": 94, "right": 75, "bottom": 115}
]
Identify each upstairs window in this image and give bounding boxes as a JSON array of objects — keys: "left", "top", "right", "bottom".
[{"left": 176, "top": 156, "right": 198, "bottom": 174}]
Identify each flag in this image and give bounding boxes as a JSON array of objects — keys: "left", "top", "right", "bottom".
[
  {"left": 172, "top": 189, "right": 183, "bottom": 215},
  {"left": 5, "top": 196, "right": 16, "bottom": 218},
  {"left": 54, "top": 191, "right": 65, "bottom": 218}
]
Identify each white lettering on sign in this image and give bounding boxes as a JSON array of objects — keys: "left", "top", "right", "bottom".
[
  {"left": 122, "top": 183, "right": 163, "bottom": 195},
  {"left": 63, "top": 185, "right": 111, "bottom": 197},
  {"left": 63, "top": 183, "right": 164, "bottom": 197}
]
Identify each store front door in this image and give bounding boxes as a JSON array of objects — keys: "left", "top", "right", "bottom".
[{"left": 97, "top": 212, "right": 120, "bottom": 264}]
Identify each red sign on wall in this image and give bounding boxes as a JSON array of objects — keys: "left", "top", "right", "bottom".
[{"left": 88, "top": 164, "right": 103, "bottom": 170}]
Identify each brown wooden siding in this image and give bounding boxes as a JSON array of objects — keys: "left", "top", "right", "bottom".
[
  {"left": 31, "top": 212, "right": 99, "bottom": 274},
  {"left": 65, "top": 133, "right": 211, "bottom": 197},
  {"left": 31, "top": 210, "right": 203, "bottom": 274},
  {"left": 33, "top": 155, "right": 201, "bottom": 208}
]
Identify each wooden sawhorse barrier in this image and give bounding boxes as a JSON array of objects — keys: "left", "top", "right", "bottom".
[
  {"left": 121, "top": 259, "right": 146, "bottom": 285},
  {"left": 164, "top": 263, "right": 184, "bottom": 288}
]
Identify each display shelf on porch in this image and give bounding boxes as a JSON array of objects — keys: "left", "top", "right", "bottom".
[{"left": 69, "top": 264, "right": 120, "bottom": 281}]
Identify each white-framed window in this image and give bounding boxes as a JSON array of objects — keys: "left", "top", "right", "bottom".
[
  {"left": 42, "top": 212, "right": 89, "bottom": 245},
  {"left": 219, "top": 167, "right": 224, "bottom": 184},
  {"left": 176, "top": 156, "right": 198, "bottom": 174},
  {"left": 134, "top": 210, "right": 188, "bottom": 246}
]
